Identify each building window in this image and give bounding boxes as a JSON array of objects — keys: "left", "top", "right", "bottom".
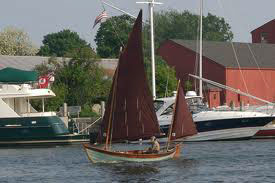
[
  {"left": 214, "top": 94, "right": 216, "bottom": 100},
  {"left": 261, "top": 32, "right": 268, "bottom": 43}
]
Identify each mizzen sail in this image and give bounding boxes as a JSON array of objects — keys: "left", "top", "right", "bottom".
[
  {"left": 170, "top": 80, "right": 198, "bottom": 140},
  {"left": 100, "top": 10, "right": 161, "bottom": 142}
]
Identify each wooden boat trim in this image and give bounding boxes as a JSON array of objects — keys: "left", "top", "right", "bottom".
[{"left": 83, "top": 143, "right": 179, "bottom": 159}]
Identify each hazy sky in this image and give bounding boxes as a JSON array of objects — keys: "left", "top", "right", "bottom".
[{"left": 1, "top": 0, "right": 275, "bottom": 49}]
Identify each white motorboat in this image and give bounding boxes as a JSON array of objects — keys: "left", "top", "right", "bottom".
[{"left": 155, "top": 92, "right": 275, "bottom": 141}]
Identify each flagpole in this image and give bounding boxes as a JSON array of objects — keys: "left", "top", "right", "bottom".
[
  {"left": 137, "top": 0, "right": 162, "bottom": 100},
  {"left": 102, "top": 1, "right": 148, "bottom": 24}
]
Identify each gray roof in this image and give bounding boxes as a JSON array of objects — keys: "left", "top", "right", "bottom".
[
  {"left": 0, "top": 55, "right": 50, "bottom": 70},
  {"left": 0, "top": 55, "right": 118, "bottom": 71},
  {"left": 172, "top": 40, "right": 275, "bottom": 69}
]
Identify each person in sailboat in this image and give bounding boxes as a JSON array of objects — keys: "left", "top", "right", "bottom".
[{"left": 147, "top": 136, "right": 160, "bottom": 153}]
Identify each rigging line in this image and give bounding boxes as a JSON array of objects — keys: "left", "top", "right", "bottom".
[
  {"left": 110, "top": 18, "right": 125, "bottom": 49},
  {"left": 230, "top": 43, "right": 249, "bottom": 94},
  {"left": 99, "top": 0, "right": 106, "bottom": 11},
  {"left": 164, "top": 66, "right": 169, "bottom": 97},
  {"left": 217, "top": 0, "right": 249, "bottom": 95},
  {"left": 101, "top": 1, "right": 126, "bottom": 49},
  {"left": 247, "top": 44, "right": 270, "bottom": 90},
  {"left": 97, "top": 0, "right": 125, "bottom": 51}
]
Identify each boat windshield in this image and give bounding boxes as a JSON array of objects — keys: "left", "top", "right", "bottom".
[
  {"left": 154, "top": 100, "right": 164, "bottom": 112},
  {"left": 186, "top": 97, "right": 204, "bottom": 106},
  {"left": 186, "top": 97, "right": 208, "bottom": 113}
]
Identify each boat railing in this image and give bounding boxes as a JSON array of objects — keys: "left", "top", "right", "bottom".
[
  {"left": 21, "top": 111, "right": 57, "bottom": 117},
  {"left": 78, "top": 117, "right": 102, "bottom": 134},
  {"left": 211, "top": 104, "right": 275, "bottom": 115},
  {"left": 71, "top": 117, "right": 102, "bottom": 135}
]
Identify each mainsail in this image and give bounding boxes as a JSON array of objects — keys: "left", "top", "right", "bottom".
[
  {"left": 100, "top": 10, "right": 161, "bottom": 142},
  {"left": 170, "top": 80, "right": 198, "bottom": 140}
]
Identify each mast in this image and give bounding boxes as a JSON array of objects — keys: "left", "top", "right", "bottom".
[
  {"left": 136, "top": 0, "right": 162, "bottom": 100},
  {"left": 199, "top": 0, "right": 203, "bottom": 98},
  {"left": 105, "top": 68, "right": 119, "bottom": 150}
]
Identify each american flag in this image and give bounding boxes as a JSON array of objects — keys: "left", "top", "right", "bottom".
[{"left": 93, "top": 11, "right": 108, "bottom": 28}]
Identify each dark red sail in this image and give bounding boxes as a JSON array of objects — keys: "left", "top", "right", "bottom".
[
  {"left": 170, "top": 80, "right": 198, "bottom": 140},
  {"left": 100, "top": 10, "right": 161, "bottom": 142}
]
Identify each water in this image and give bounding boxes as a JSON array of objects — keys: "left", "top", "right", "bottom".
[{"left": 1, "top": 139, "right": 275, "bottom": 183}]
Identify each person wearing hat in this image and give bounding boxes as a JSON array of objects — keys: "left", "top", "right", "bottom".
[{"left": 148, "top": 136, "right": 160, "bottom": 153}]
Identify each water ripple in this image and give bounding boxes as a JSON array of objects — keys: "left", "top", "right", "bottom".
[{"left": 1, "top": 140, "right": 275, "bottom": 182}]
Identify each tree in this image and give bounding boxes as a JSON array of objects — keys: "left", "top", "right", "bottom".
[
  {"left": 34, "top": 47, "right": 112, "bottom": 114},
  {"left": 0, "top": 26, "right": 38, "bottom": 56},
  {"left": 152, "top": 10, "right": 233, "bottom": 48},
  {"left": 95, "top": 14, "right": 135, "bottom": 58},
  {"left": 95, "top": 10, "right": 233, "bottom": 58},
  {"left": 37, "top": 29, "right": 93, "bottom": 57}
]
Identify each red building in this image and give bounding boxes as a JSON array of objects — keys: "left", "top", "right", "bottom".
[
  {"left": 158, "top": 40, "right": 275, "bottom": 108},
  {"left": 251, "top": 19, "right": 275, "bottom": 44}
]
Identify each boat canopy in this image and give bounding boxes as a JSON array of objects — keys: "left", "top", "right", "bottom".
[{"left": 0, "top": 67, "right": 38, "bottom": 83}]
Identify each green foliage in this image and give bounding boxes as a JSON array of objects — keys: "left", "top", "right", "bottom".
[
  {"left": 95, "top": 15, "right": 135, "bottom": 58},
  {"left": 46, "top": 83, "right": 68, "bottom": 111},
  {"left": 184, "top": 80, "right": 193, "bottom": 92},
  {"left": 153, "top": 10, "right": 233, "bottom": 46},
  {"left": 37, "top": 29, "right": 94, "bottom": 57},
  {"left": 79, "top": 104, "right": 98, "bottom": 117},
  {"left": 154, "top": 57, "right": 177, "bottom": 98},
  {"left": 54, "top": 47, "right": 111, "bottom": 106},
  {"left": 34, "top": 47, "right": 112, "bottom": 114},
  {"left": 0, "top": 26, "right": 38, "bottom": 56},
  {"left": 34, "top": 56, "right": 59, "bottom": 76},
  {"left": 95, "top": 10, "right": 233, "bottom": 59}
]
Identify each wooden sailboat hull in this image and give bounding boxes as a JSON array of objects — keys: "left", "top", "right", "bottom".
[{"left": 83, "top": 143, "right": 180, "bottom": 163}]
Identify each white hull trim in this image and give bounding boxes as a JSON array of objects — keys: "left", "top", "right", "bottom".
[
  {"left": 129, "top": 127, "right": 260, "bottom": 144},
  {"left": 183, "top": 127, "right": 260, "bottom": 142}
]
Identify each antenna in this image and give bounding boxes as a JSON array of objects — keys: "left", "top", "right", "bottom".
[{"left": 136, "top": 0, "right": 163, "bottom": 100}]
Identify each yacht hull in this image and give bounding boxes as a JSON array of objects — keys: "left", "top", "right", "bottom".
[
  {"left": 0, "top": 116, "right": 89, "bottom": 146},
  {"left": 183, "top": 127, "right": 258, "bottom": 142},
  {"left": 160, "top": 116, "right": 275, "bottom": 141}
]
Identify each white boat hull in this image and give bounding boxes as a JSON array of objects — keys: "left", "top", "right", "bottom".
[{"left": 183, "top": 127, "right": 260, "bottom": 142}]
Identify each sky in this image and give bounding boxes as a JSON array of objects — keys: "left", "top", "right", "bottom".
[{"left": 0, "top": 0, "right": 275, "bottom": 49}]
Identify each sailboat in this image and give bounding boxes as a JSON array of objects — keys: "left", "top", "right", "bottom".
[{"left": 82, "top": 10, "right": 197, "bottom": 163}]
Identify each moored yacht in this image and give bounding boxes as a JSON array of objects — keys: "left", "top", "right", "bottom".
[
  {"left": 155, "top": 92, "right": 275, "bottom": 141},
  {"left": 0, "top": 67, "right": 89, "bottom": 146}
]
